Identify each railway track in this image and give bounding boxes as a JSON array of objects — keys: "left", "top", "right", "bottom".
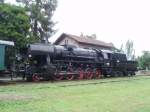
[
  {"left": 58, "top": 75, "right": 150, "bottom": 87},
  {"left": 0, "top": 74, "right": 150, "bottom": 87}
]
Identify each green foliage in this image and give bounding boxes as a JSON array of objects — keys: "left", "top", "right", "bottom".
[
  {"left": 138, "top": 51, "right": 150, "bottom": 70},
  {"left": 16, "top": 0, "right": 57, "bottom": 42},
  {"left": 0, "top": 4, "right": 31, "bottom": 51}
]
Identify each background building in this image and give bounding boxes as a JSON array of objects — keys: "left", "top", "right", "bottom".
[{"left": 54, "top": 33, "right": 115, "bottom": 50}]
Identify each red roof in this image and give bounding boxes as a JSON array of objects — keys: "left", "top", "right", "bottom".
[{"left": 54, "top": 33, "right": 114, "bottom": 48}]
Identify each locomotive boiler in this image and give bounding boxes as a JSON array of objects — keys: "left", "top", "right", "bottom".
[{"left": 25, "top": 43, "right": 137, "bottom": 81}]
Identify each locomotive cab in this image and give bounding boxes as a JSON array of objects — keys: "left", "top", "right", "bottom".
[{"left": 101, "top": 50, "right": 137, "bottom": 77}]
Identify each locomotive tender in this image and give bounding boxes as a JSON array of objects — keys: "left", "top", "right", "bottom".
[{"left": 25, "top": 43, "right": 137, "bottom": 81}]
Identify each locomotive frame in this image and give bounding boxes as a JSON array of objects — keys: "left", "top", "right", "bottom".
[{"left": 25, "top": 43, "right": 137, "bottom": 81}]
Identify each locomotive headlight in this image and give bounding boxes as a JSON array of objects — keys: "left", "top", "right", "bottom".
[
  {"left": 28, "top": 54, "right": 32, "bottom": 58},
  {"left": 106, "top": 62, "right": 110, "bottom": 66},
  {"left": 117, "top": 60, "right": 120, "bottom": 63}
]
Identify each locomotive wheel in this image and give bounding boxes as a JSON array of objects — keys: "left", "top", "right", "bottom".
[
  {"left": 53, "top": 75, "right": 64, "bottom": 81},
  {"left": 95, "top": 69, "right": 102, "bottom": 79},
  {"left": 111, "top": 71, "right": 117, "bottom": 77},
  {"left": 66, "top": 74, "right": 74, "bottom": 80},
  {"left": 77, "top": 68, "right": 84, "bottom": 80},
  {"left": 115, "top": 71, "right": 120, "bottom": 77},
  {"left": 118, "top": 71, "right": 123, "bottom": 77},
  {"left": 128, "top": 71, "right": 134, "bottom": 76},
  {"left": 32, "top": 73, "right": 40, "bottom": 82},
  {"left": 26, "top": 76, "right": 33, "bottom": 82},
  {"left": 66, "top": 67, "right": 74, "bottom": 80},
  {"left": 123, "top": 71, "right": 128, "bottom": 76},
  {"left": 85, "top": 68, "right": 93, "bottom": 79},
  {"left": 131, "top": 72, "right": 135, "bottom": 76}
]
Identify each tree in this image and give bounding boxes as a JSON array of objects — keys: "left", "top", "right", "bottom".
[
  {"left": 116, "top": 44, "right": 124, "bottom": 53},
  {"left": 119, "top": 44, "right": 124, "bottom": 53},
  {"left": 0, "top": 4, "right": 31, "bottom": 51},
  {"left": 118, "top": 40, "right": 135, "bottom": 60},
  {"left": 125, "top": 40, "right": 134, "bottom": 60},
  {"left": 138, "top": 51, "right": 150, "bottom": 70},
  {"left": 0, "top": 0, "right": 4, "bottom": 3},
  {"left": 16, "top": 0, "right": 57, "bottom": 43}
]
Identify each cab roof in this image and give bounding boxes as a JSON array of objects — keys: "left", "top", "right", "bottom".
[{"left": 0, "top": 40, "right": 14, "bottom": 46}]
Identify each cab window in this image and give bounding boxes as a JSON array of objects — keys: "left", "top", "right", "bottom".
[{"left": 103, "top": 53, "right": 108, "bottom": 59}]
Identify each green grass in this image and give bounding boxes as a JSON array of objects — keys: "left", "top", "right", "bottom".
[{"left": 1, "top": 76, "right": 150, "bottom": 112}]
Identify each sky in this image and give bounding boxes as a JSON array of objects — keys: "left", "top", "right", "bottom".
[{"left": 6, "top": 0, "right": 150, "bottom": 56}]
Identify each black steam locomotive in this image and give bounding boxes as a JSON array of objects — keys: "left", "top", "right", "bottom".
[{"left": 25, "top": 43, "right": 137, "bottom": 81}]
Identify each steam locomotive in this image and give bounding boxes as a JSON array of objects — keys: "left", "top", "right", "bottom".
[{"left": 25, "top": 43, "right": 137, "bottom": 81}]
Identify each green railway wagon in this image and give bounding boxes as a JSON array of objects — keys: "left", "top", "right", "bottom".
[
  {"left": 0, "top": 45, "right": 5, "bottom": 70},
  {"left": 0, "top": 40, "right": 14, "bottom": 71}
]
